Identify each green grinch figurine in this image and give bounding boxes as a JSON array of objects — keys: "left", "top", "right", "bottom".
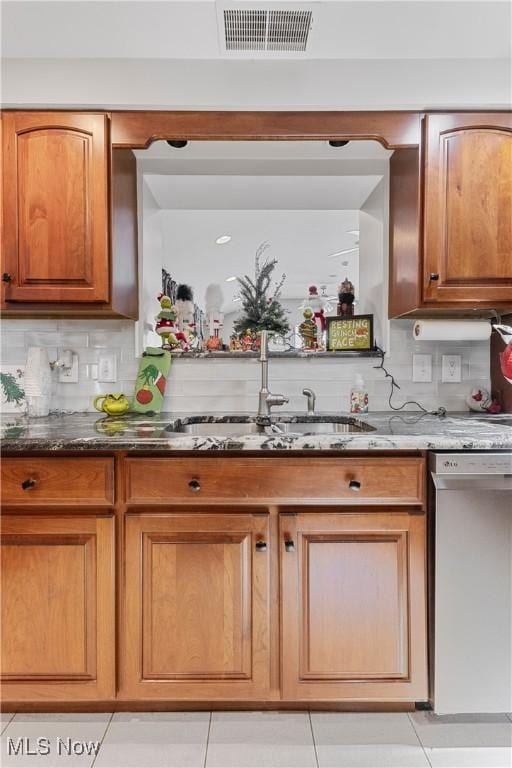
[{"left": 155, "top": 293, "right": 189, "bottom": 351}]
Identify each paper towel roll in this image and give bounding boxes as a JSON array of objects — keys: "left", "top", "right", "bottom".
[{"left": 413, "top": 320, "right": 491, "bottom": 342}]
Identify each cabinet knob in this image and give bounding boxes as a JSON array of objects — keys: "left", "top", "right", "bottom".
[
  {"left": 429, "top": 273, "right": 439, "bottom": 281},
  {"left": 255, "top": 540, "right": 267, "bottom": 552},
  {"left": 2, "top": 273, "right": 12, "bottom": 283},
  {"left": 21, "top": 478, "right": 37, "bottom": 490},
  {"left": 284, "top": 539, "right": 295, "bottom": 552},
  {"left": 188, "top": 479, "right": 201, "bottom": 493},
  {"left": 348, "top": 479, "right": 361, "bottom": 491}
]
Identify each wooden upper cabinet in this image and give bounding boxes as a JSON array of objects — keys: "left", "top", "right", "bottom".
[
  {"left": 2, "top": 112, "right": 110, "bottom": 303},
  {"left": 423, "top": 113, "right": 512, "bottom": 306},
  {"left": 280, "top": 511, "right": 428, "bottom": 702}
]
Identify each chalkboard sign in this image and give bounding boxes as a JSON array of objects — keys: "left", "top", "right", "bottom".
[{"left": 326, "top": 314, "right": 374, "bottom": 351}]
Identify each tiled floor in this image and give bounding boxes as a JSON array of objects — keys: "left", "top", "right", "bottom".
[{"left": 0, "top": 711, "right": 511, "bottom": 768}]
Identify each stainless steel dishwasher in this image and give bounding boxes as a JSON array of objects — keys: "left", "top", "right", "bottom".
[{"left": 430, "top": 452, "right": 512, "bottom": 714}]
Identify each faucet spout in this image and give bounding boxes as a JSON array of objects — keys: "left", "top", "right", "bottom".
[
  {"left": 302, "top": 388, "right": 316, "bottom": 415},
  {"left": 257, "top": 330, "right": 289, "bottom": 421},
  {"left": 259, "top": 330, "right": 269, "bottom": 363}
]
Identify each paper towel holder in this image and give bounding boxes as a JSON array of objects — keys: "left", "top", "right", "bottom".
[{"left": 489, "top": 309, "right": 502, "bottom": 326}]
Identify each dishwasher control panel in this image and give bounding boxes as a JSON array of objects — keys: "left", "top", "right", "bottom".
[{"left": 430, "top": 452, "right": 512, "bottom": 475}]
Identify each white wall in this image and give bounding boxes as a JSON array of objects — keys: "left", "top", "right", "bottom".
[
  {"left": 138, "top": 180, "right": 166, "bottom": 351},
  {"left": 359, "top": 177, "right": 390, "bottom": 351},
  {"left": 2, "top": 58, "right": 510, "bottom": 110},
  {"left": 0, "top": 318, "right": 491, "bottom": 416}
]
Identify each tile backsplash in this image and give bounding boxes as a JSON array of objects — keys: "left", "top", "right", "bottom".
[{"left": 0, "top": 318, "right": 490, "bottom": 414}]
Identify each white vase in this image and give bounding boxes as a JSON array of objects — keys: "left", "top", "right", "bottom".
[{"left": 24, "top": 347, "right": 53, "bottom": 417}]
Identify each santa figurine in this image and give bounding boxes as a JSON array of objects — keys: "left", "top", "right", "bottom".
[{"left": 306, "top": 285, "right": 326, "bottom": 344}]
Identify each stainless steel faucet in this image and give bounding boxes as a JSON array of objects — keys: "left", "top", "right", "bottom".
[
  {"left": 257, "top": 330, "right": 289, "bottom": 423},
  {"left": 302, "top": 387, "right": 316, "bottom": 415}
]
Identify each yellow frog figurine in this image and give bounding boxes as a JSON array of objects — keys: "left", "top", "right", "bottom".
[{"left": 93, "top": 393, "right": 130, "bottom": 416}]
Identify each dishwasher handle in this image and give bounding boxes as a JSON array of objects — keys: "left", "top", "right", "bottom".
[{"left": 431, "top": 473, "right": 512, "bottom": 491}]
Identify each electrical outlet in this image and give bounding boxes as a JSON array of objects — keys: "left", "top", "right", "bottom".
[
  {"left": 58, "top": 353, "right": 79, "bottom": 383},
  {"left": 413, "top": 354, "right": 432, "bottom": 382},
  {"left": 442, "top": 354, "right": 462, "bottom": 383},
  {"left": 98, "top": 354, "right": 117, "bottom": 383}
]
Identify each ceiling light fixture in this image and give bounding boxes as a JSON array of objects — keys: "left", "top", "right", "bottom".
[
  {"left": 327, "top": 247, "right": 359, "bottom": 259},
  {"left": 225, "top": 276, "right": 237, "bottom": 282},
  {"left": 216, "top": 235, "right": 231, "bottom": 245}
]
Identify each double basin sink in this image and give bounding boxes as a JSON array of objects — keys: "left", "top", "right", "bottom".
[{"left": 166, "top": 415, "right": 376, "bottom": 437}]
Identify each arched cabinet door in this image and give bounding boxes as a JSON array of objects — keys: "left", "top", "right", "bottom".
[
  {"left": 2, "top": 112, "right": 109, "bottom": 303},
  {"left": 423, "top": 113, "right": 512, "bottom": 306}
]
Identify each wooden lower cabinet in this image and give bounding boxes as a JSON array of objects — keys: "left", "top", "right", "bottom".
[
  {"left": 1, "top": 455, "right": 429, "bottom": 708},
  {"left": 280, "top": 510, "right": 428, "bottom": 702},
  {"left": 120, "top": 512, "right": 271, "bottom": 700},
  {"left": 1, "top": 456, "right": 114, "bottom": 507},
  {"left": 1, "top": 515, "right": 115, "bottom": 702}
]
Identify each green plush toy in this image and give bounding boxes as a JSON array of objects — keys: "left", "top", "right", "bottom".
[{"left": 132, "top": 347, "right": 172, "bottom": 414}]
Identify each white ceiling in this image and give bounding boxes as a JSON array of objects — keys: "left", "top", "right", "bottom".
[
  {"left": 3, "top": 0, "right": 510, "bottom": 60},
  {"left": 146, "top": 174, "right": 383, "bottom": 210}
]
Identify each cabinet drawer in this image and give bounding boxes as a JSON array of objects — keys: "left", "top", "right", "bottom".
[
  {"left": 125, "top": 457, "right": 425, "bottom": 506},
  {"left": 1, "top": 457, "right": 114, "bottom": 506}
]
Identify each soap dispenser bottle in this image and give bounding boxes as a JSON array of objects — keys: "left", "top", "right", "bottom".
[{"left": 350, "top": 374, "right": 369, "bottom": 414}]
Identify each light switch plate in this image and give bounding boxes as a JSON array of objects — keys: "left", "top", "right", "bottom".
[
  {"left": 413, "top": 354, "right": 432, "bottom": 382},
  {"left": 58, "top": 353, "right": 79, "bottom": 383},
  {"left": 442, "top": 354, "right": 462, "bottom": 383},
  {"left": 98, "top": 354, "right": 117, "bottom": 383}
]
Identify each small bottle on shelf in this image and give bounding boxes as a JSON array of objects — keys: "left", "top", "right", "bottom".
[{"left": 350, "top": 374, "right": 369, "bottom": 414}]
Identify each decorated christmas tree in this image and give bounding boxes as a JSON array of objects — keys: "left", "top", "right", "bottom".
[{"left": 233, "top": 242, "right": 291, "bottom": 337}]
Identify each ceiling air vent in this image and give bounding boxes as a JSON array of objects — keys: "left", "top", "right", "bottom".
[{"left": 223, "top": 8, "right": 313, "bottom": 52}]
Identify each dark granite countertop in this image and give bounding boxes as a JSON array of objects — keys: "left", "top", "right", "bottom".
[{"left": 1, "top": 411, "right": 511, "bottom": 452}]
